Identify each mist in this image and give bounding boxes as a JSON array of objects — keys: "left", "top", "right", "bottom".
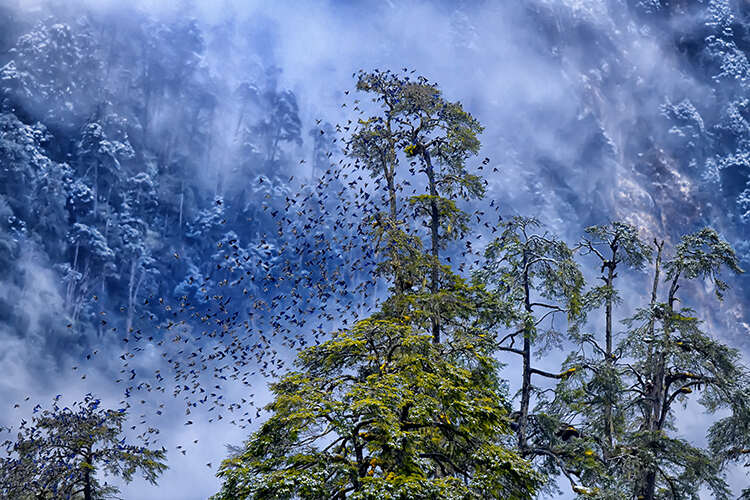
[{"left": 1, "top": 0, "right": 749, "bottom": 498}]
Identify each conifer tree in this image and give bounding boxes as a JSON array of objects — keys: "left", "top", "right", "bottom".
[
  {"left": 348, "top": 69, "right": 484, "bottom": 342},
  {"left": 624, "top": 229, "right": 746, "bottom": 500},
  {"left": 549, "top": 226, "right": 750, "bottom": 498},
  {"left": 546, "top": 222, "right": 653, "bottom": 496},
  {"left": 212, "top": 71, "right": 539, "bottom": 500},
  {"left": 576, "top": 223, "right": 652, "bottom": 454},
  {"left": 0, "top": 394, "right": 167, "bottom": 500},
  {"left": 475, "top": 217, "right": 585, "bottom": 492}
]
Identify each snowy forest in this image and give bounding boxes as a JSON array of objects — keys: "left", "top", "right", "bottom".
[{"left": 1, "top": 0, "right": 750, "bottom": 499}]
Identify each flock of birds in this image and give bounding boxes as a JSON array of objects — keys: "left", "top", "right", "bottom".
[{"left": 1, "top": 83, "right": 506, "bottom": 479}]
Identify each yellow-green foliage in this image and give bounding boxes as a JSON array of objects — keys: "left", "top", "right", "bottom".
[{"left": 213, "top": 316, "right": 540, "bottom": 499}]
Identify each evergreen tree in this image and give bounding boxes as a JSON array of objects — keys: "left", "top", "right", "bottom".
[
  {"left": 0, "top": 394, "right": 167, "bottom": 500},
  {"left": 213, "top": 220, "right": 540, "bottom": 499},
  {"left": 577, "top": 222, "right": 652, "bottom": 455},
  {"left": 475, "top": 216, "right": 585, "bottom": 493},
  {"left": 213, "top": 72, "right": 538, "bottom": 499},
  {"left": 0, "top": 18, "right": 102, "bottom": 131},
  {"left": 624, "top": 229, "right": 746, "bottom": 499},
  {"left": 348, "top": 69, "right": 484, "bottom": 342},
  {"left": 550, "top": 226, "right": 750, "bottom": 498},
  {"left": 117, "top": 172, "right": 160, "bottom": 333},
  {"left": 541, "top": 222, "right": 653, "bottom": 496},
  {"left": 234, "top": 66, "right": 302, "bottom": 176}
]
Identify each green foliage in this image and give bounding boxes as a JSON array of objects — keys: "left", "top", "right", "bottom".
[
  {"left": 709, "top": 386, "right": 750, "bottom": 499},
  {"left": 213, "top": 318, "right": 539, "bottom": 500},
  {"left": 213, "top": 70, "right": 539, "bottom": 500},
  {"left": 212, "top": 63, "right": 750, "bottom": 499},
  {"left": 214, "top": 204, "right": 540, "bottom": 498},
  {"left": 478, "top": 216, "right": 584, "bottom": 326},
  {"left": 347, "top": 69, "right": 485, "bottom": 346},
  {"left": 0, "top": 394, "right": 167, "bottom": 499},
  {"left": 348, "top": 68, "right": 484, "bottom": 226},
  {"left": 579, "top": 221, "right": 653, "bottom": 313},
  {"left": 665, "top": 227, "right": 743, "bottom": 300},
  {"left": 583, "top": 222, "right": 652, "bottom": 270},
  {"left": 370, "top": 216, "right": 426, "bottom": 291},
  {"left": 475, "top": 216, "right": 586, "bottom": 495},
  {"left": 408, "top": 195, "right": 471, "bottom": 244},
  {"left": 547, "top": 226, "right": 749, "bottom": 499},
  {"left": 542, "top": 222, "right": 654, "bottom": 496}
]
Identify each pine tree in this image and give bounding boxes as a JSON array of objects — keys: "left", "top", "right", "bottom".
[
  {"left": 545, "top": 222, "right": 653, "bottom": 496},
  {"left": 625, "top": 229, "right": 746, "bottom": 499}
]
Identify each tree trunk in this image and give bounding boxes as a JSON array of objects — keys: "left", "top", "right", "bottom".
[
  {"left": 423, "top": 149, "right": 440, "bottom": 344},
  {"left": 518, "top": 249, "right": 532, "bottom": 453},
  {"left": 83, "top": 467, "right": 92, "bottom": 500},
  {"left": 642, "top": 274, "right": 679, "bottom": 500},
  {"left": 603, "top": 245, "right": 617, "bottom": 452},
  {"left": 519, "top": 334, "right": 532, "bottom": 454},
  {"left": 638, "top": 241, "right": 664, "bottom": 500}
]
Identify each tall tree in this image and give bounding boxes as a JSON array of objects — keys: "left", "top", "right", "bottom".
[
  {"left": 213, "top": 72, "right": 539, "bottom": 499},
  {"left": 476, "top": 216, "right": 585, "bottom": 491},
  {"left": 117, "top": 172, "right": 160, "bottom": 333},
  {"left": 234, "top": 67, "right": 302, "bottom": 177},
  {"left": 348, "top": 69, "right": 484, "bottom": 342},
  {"left": 564, "top": 224, "right": 651, "bottom": 447},
  {"left": 213, "top": 209, "right": 539, "bottom": 500},
  {"left": 75, "top": 121, "right": 134, "bottom": 218},
  {"left": 550, "top": 226, "right": 750, "bottom": 498},
  {"left": 545, "top": 222, "right": 653, "bottom": 496},
  {"left": 624, "top": 229, "right": 746, "bottom": 499},
  {"left": 709, "top": 385, "right": 750, "bottom": 500}
]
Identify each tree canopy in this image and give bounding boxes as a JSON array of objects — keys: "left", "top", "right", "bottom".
[
  {"left": 0, "top": 394, "right": 167, "bottom": 500},
  {"left": 210, "top": 69, "right": 750, "bottom": 500}
]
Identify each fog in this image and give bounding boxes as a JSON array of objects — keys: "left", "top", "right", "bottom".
[{"left": 1, "top": 0, "right": 748, "bottom": 498}]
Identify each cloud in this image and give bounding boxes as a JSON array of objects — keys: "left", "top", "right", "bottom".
[{"left": 2, "top": 1, "right": 749, "bottom": 498}]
